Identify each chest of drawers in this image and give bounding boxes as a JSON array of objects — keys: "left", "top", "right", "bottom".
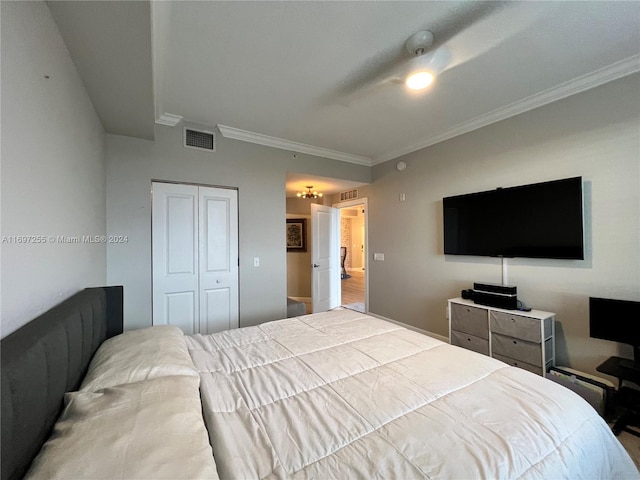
[{"left": 448, "top": 298, "right": 555, "bottom": 377}]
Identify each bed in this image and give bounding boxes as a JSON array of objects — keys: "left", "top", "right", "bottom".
[{"left": 2, "top": 288, "right": 638, "bottom": 479}]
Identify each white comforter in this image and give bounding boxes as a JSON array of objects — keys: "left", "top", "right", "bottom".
[{"left": 185, "top": 310, "right": 638, "bottom": 479}]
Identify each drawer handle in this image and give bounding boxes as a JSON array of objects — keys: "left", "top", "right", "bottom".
[
  {"left": 511, "top": 318, "right": 516, "bottom": 323},
  {"left": 467, "top": 338, "right": 471, "bottom": 342},
  {"left": 512, "top": 340, "right": 518, "bottom": 345}
]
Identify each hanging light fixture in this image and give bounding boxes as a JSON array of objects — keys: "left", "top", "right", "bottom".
[{"left": 297, "top": 186, "right": 323, "bottom": 199}]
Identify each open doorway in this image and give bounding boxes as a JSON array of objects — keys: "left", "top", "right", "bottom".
[
  {"left": 336, "top": 199, "right": 367, "bottom": 313},
  {"left": 285, "top": 172, "right": 368, "bottom": 315}
]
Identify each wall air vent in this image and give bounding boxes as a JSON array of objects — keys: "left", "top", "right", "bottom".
[
  {"left": 339, "top": 189, "right": 359, "bottom": 202},
  {"left": 184, "top": 127, "right": 216, "bottom": 152}
]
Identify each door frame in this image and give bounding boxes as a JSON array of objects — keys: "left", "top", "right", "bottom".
[{"left": 332, "top": 197, "right": 369, "bottom": 312}]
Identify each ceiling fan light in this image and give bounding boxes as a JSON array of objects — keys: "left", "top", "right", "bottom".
[{"left": 406, "top": 71, "right": 435, "bottom": 90}]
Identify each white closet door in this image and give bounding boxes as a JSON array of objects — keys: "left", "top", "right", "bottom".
[
  {"left": 152, "top": 182, "right": 239, "bottom": 334},
  {"left": 152, "top": 182, "right": 199, "bottom": 334},
  {"left": 198, "top": 187, "right": 239, "bottom": 334}
]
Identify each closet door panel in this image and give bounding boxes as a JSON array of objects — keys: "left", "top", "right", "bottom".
[
  {"left": 199, "top": 187, "right": 239, "bottom": 334},
  {"left": 202, "top": 288, "right": 231, "bottom": 333},
  {"left": 152, "top": 182, "right": 199, "bottom": 333}
]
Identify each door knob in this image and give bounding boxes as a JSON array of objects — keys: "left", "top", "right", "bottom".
[{"left": 312, "top": 264, "right": 320, "bottom": 268}]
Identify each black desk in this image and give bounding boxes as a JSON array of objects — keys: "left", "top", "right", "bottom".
[
  {"left": 597, "top": 356, "right": 640, "bottom": 437},
  {"left": 596, "top": 356, "right": 640, "bottom": 385}
]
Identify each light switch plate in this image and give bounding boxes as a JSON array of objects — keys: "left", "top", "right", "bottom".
[{"left": 374, "top": 253, "right": 385, "bottom": 261}]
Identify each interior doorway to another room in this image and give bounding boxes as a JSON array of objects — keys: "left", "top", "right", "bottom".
[
  {"left": 285, "top": 172, "right": 368, "bottom": 316},
  {"left": 338, "top": 201, "right": 367, "bottom": 313}
]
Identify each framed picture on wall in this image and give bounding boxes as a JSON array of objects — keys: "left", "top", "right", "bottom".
[{"left": 286, "top": 218, "right": 307, "bottom": 252}]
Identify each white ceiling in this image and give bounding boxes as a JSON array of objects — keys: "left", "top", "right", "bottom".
[
  {"left": 49, "top": 1, "right": 640, "bottom": 168},
  {"left": 47, "top": 1, "right": 155, "bottom": 140}
]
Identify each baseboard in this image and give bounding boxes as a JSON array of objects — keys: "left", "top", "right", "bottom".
[
  {"left": 368, "top": 313, "right": 450, "bottom": 343},
  {"left": 288, "top": 296, "right": 311, "bottom": 303}
]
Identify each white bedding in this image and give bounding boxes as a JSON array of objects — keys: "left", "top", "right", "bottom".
[
  {"left": 185, "top": 309, "right": 638, "bottom": 479},
  {"left": 26, "top": 376, "right": 219, "bottom": 480},
  {"left": 80, "top": 325, "right": 199, "bottom": 392},
  {"left": 26, "top": 326, "right": 217, "bottom": 480}
]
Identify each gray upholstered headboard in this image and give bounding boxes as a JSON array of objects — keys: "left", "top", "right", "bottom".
[{"left": 1, "top": 286, "right": 123, "bottom": 480}]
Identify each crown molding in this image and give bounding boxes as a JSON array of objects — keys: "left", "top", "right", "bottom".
[
  {"left": 216, "top": 124, "right": 372, "bottom": 166},
  {"left": 372, "top": 54, "right": 640, "bottom": 165},
  {"left": 155, "top": 113, "right": 183, "bottom": 127}
]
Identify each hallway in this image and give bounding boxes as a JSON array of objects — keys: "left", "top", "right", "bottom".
[{"left": 341, "top": 269, "right": 365, "bottom": 312}]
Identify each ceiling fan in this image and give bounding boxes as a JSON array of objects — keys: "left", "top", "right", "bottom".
[
  {"left": 325, "top": 28, "right": 459, "bottom": 104},
  {"left": 326, "top": 2, "right": 539, "bottom": 103},
  {"left": 401, "top": 30, "right": 451, "bottom": 90}
]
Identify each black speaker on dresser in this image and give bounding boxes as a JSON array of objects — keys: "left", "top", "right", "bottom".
[
  {"left": 461, "top": 289, "right": 475, "bottom": 300},
  {"left": 461, "top": 282, "right": 518, "bottom": 310},
  {"left": 472, "top": 291, "right": 518, "bottom": 310}
]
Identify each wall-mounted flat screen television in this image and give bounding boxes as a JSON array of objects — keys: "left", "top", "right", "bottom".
[{"left": 443, "top": 176, "right": 584, "bottom": 259}]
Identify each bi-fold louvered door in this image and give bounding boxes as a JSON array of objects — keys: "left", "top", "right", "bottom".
[{"left": 152, "top": 182, "right": 238, "bottom": 334}]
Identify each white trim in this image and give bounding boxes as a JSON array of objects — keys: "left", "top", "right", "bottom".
[
  {"left": 217, "top": 124, "right": 372, "bottom": 166},
  {"left": 372, "top": 54, "right": 640, "bottom": 164},
  {"left": 155, "top": 113, "right": 183, "bottom": 127},
  {"left": 333, "top": 197, "right": 369, "bottom": 313},
  {"left": 332, "top": 198, "right": 367, "bottom": 209},
  {"left": 369, "top": 312, "right": 450, "bottom": 343},
  {"left": 288, "top": 296, "right": 311, "bottom": 302}
]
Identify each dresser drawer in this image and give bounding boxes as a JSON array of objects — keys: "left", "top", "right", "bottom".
[
  {"left": 451, "top": 303, "right": 488, "bottom": 339},
  {"left": 490, "top": 311, "right": 550, "bottom": 343},
  {"left": 491, "top": 333, "right": 550, "bottom": 366},
  {"left": 451, "top": 330, "right": 490, "bottom": 356},
  {"left": 493, "top": 353, "right": 543, "bottom": 376}
]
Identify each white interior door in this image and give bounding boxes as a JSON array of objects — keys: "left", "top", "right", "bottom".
[
  {"left": 153, "top": 182, "right": 239, "bottom": 334},
  {"left": 311, "top": 203, "right": 340, "bottom": 313},
  {"left": 199, "top": 187, "right": 239, "bottom": 333}
]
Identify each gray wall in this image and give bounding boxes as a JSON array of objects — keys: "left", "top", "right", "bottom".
[
  {"left": 106, "top": 125, "right": 370, "bottom": 330},
  {"left": 285, "top": 197, "right": 323, "bottom": 298},
  {"left": 366, "top": 73, "right": 640, "bottom": 376},
  {"left": 1, "top": 1, "right": 107, "bottom": 337}
]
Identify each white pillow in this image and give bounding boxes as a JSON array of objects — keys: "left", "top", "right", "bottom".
[
  {"left": 26, "top": 376, "right": 219, "bottom": 480},
  {"left": 80, "top": 325, "right": 199, "bottom": 392}
]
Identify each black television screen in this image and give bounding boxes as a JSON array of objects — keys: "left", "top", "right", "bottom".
[
  {"left": 443, "top": 176, "right": 584, "bottom": 259},
  {"left": 590, "top": 297, "right": 640, "bottom": 347},
  {"left": 590, "top": 297, "right": 640, "bottom": 370}
]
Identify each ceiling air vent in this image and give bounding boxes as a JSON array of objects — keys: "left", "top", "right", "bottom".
[
  {"left": 184, "top": 127, "right": 216, "bottom": 152},
  {"left": 339, "top": 189, "right": 359, "bottom": 202}
]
